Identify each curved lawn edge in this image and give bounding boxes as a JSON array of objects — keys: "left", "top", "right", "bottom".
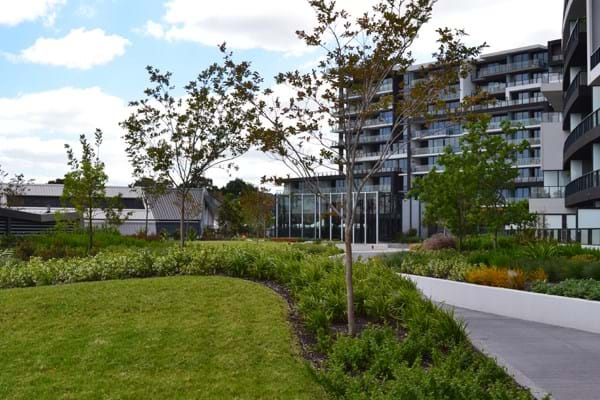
[
  {"left": 0, "top": 243, "right": 537, "bottom": 399},
  {"left": 0, "top": 276, "right": 328, "bottom": 400}
]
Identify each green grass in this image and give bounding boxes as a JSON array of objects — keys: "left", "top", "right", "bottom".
[{"left": 0, "top": 276, "right": 327, "bottom": 400}]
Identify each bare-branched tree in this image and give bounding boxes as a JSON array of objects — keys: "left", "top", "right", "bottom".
[{"left": 248, "top": 0, "right": 485, "bottom": 335}]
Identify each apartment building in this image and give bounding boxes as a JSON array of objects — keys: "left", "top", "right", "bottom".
[
  {"left": 275, "top": 1, "right": 600, "bottom": 244},
  {"left": 275, "top": 41, "right": 564, "bottom": 243},
  {"left": 540, "top": 0, "right": 600, "bottom": 245}
]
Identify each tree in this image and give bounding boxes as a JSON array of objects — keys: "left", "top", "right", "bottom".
[
  {"left": 62, "top": 130, "right": 128, "bottom": 253},
  {"left": 218, "top": 193, "right": 243, "bottom": 237},
  {"left": 221, "top": 178, "right": 255, "bottom": 197},
  {"left": 409, "top": 115, "right": 530, "bottom": 250},
  {"left": 239, "top": 187, "right": 275, "bottom": 238},
  {"left": 248, "top": 0, "right": 483, "bottom": 335},
  {"left": 121, "top": 46, "right": 261, "bottom": 247},
  {"left": 0, "top": 166, "right": 33, "bottom": 208}
]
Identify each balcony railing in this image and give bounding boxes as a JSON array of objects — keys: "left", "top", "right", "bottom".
[
  {"left": 357, "top": 134, "right": 392, "bottom": 144},
  {"left": 476, "top": 59, "right": 546, "bottom": 79},
  {"left": 564, "top": 71, "right": 587, "bottom": 106},
  {"left": 517, "top": 157, "right": 541, "bottom": 166},
  {"left": 564, "top": 18, "right": 586, "bottom": 63},
  {"left": 514, "top": 176, "right": 544, "bottom": 184},
  {"left": 592, "top": 46, "right": 600, "bottom": 70},
  {"left": 531, "top": 186, "right": 565, "bottom": 199},
  {"left": 411, "top": 146, "right": 459, "bottom": 156},
  {"left": 564, "top": 108, "right": 600, "bottom": 156},
  {"left": 412, "top": 126, "right": 462, "bottom": 139},
  {"left": 506, "top": 137, "right": 541, "bottom": 146},
  {"left": 565, "top": 169, "right": 600, "bottom": 200},
  {"left": 471, "top": 95, "right": 547, "bottom": 111}
]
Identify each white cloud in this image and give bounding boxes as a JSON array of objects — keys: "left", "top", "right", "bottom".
[
  {"left": 0, "top": 0, "right": 66, "bottom": 26},
  {"left": 17, "top": 28, "right": 130, "bottom": 70},
  {"left": 143, "top": 0, "right": 561, "bottom": 59},
  {"left": 143, "top": 0, "right": 374, "bottom": 54},
  {"left": 0, "top": 87, "right": 133, "bottom": 185},
  {"left": 143, "top": 20, "right": 165, "bottom": 39},
  {"left": 412, "top": 0, "right": 562, "bottom": 62}
]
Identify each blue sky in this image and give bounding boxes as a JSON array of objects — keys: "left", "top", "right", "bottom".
[{"left": 0, "top": 0, "right": 562, "bottom": 188}]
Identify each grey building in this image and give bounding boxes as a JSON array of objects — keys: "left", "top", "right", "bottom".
[{"left": 0, "top": 184, "right": 219, "bottom": 237}]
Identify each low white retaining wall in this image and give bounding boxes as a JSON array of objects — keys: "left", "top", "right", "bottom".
[{"left": 402, "top": 274, "right": 600, "bottom": 334}]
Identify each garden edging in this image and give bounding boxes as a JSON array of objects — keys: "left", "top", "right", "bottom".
[{"left": 402, "top": 273, "right": 600, "bottom": 334}]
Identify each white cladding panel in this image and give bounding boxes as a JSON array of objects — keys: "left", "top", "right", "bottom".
[{"left": 579, "top": 209, "right": 600, "bottom": 229}]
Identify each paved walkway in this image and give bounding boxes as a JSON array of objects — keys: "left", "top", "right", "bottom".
[{"left": 450, "top": 307, "right": 600, "bottom": 400}]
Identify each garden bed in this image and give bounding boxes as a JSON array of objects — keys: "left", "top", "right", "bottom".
[{"left": 0, "top": 241, "right": 535, "bottom": 399}]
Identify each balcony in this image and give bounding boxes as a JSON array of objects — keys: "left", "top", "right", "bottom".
[
  {"left": 592, "top": 46, "right": 600, "bottom": 71},
  {"left": 471, "top": 95, "right": 547, "bottom": 112},
  {"left": 514, "top": 176, "right": 544, "bottom": 184},
  {"left": 411, "top": 146, "right": 459, "bottom": 156},
  {"left": 474, "top": 59, "right": 547, "bottom": 81},
  {"left": 565, "top": 169, "right": 600, "bottom": 207},
  {"left": 564, "top": 109, "right": 600, "bottom": 164},
  {"left": 517, "top": 157, "right": 541, "bottom": 166},
  {"left": 531, "top": 186, "right": 565, "bottom": 199},
  {"left": 563, "top": 71, "right": 591, "bottom": 129},
  {"left": 563, "top": 18, "right": 586, "bottom": 70}
]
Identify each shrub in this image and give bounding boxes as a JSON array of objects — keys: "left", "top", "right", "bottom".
[
  {"left": 422, "top": 234, "right": 455, "bottom": 250},
  {"left": 0, "top": 242, "right": 534, "bottom": 399},
  {"left": 465, "top": 267, "right": 546, "bottom": 290},
  {"left": 532, "top": 279, "right": 600, "bottom": 301},
  {"left": 385, "top": 250, "right": 475, "bottom": 281},
  {"left": 520, "top": 241, "right": 559, "bottom": 259}
]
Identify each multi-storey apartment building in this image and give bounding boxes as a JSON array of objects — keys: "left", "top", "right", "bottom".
[{"left": 275, "top": 1, "right": 600, "bottom": 245}]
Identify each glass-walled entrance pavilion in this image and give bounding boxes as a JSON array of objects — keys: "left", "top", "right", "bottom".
[{"left": 275, "top": 191, "right": 401, "bottom": 244}]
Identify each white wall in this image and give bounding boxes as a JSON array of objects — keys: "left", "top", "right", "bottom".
[
  {"left": 403, "top": 274, "right": 600, "bottom": 334},
  {"left": 578, "top": 209, "right": 600, "bottom": 228}
]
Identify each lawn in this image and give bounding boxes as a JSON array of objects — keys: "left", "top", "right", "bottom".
[{"left": 0, "top": 276, "right": 327, "bottom": 400}]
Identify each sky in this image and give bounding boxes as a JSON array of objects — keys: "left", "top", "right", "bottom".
[{"left": 0, "top": 0, "right": 563, "bottom": 189}]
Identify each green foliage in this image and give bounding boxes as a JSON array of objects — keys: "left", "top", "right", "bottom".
[
  {"left": 0, "top": 242, "right": 533, "bottom": 398},
  {"left": 410, "top": 115, "right": 534, "bottom": 250},
  {"left": 9, "top": 231, "right": 165, "bottom": 261},
  {"left": 382, "top": 250, "right": 476, "bottom": 281},
  {"left": 239, "top": 188, "right": 275, "bottom": 238},
  {"left": 62, "top": 130, "right": 128, "bottom": 252},
  {"left": 532, "top": 279, "right": 600, "bottom": 301},
  {"left": 121, "top": 47, "right": 261, "bottom": 246},
  {"left": 323, "top": 328, "right": 531, "bottom": 400},
  {"left": 218, "top": 193, "right": 244, "bottom": 237}
]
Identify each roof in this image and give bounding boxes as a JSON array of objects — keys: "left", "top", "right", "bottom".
[
  {"left": 8, "top": 184, "right": 143, "bottom": 199},
  {"left": 0, "top": 207, "right": 79, "bottom": 223},
  {"left": 150, "top": 188, "right": 213, "bottom": 221}
]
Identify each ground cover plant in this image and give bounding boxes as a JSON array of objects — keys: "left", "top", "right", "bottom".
[
  {"left": 0, "top": 276, "right": 327, "bottom": 400},
  {"left": 532, "top": 279, "right": 600, "bottom": 301},
  {"left": 0, "top": 241, "right": 534, "bottom": 399},
  {"left": 383, "top": 237, "right": 600, "bottom": 297},
  {"left": 1, "top": 230, "right": 168, "bottom": 261}
]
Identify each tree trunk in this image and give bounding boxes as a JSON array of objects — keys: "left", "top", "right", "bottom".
[
  {"left": 344, "top": 185, "right": 356, "bottom": 336},
  {"left": 180, "top": 194, "right": 186, "bottom": 248},
  {"left": 145, "top": 206, "right": 149, "bottom": 241},
  {"left": 88, "top": 210, "right": 93, "bottom": 255}
]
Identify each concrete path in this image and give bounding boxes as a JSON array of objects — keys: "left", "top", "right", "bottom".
[
  {"left": 450, "top": 306, "right": 600, "bottom": 400},
  {"left": 335, "top": 243, "right": 409, "bottom": 261}
]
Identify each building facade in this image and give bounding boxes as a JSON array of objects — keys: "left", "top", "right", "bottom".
[
  {"left": 0, "top": 184, "right": 219, "bottom": 237},
  {"left": 275, "top": 41, "right": 567, "bottom": 243},
  {"left": 276, "top": 1, "right": 600, "bottom": 245},
  {"left": 545, "top": 0, "right": 600, "bottom": 245}
]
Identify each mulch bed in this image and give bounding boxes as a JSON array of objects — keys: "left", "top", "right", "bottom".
[{"left": 250, "top": 278, "right": 407, "bottom": 369}]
